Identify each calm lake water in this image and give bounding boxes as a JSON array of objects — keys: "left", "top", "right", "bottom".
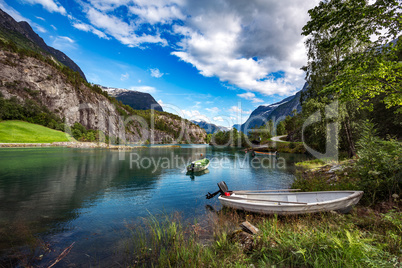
[{"left": 0, "top": 146, "right": 309, "bottom": 266}]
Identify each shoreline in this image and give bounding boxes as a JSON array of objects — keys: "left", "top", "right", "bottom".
[
  {"left": 0, "top": 142, "right": 196, "bottom": 149},
  {"left": 0, "top": 142, "right": 145, "bottom": 149}
]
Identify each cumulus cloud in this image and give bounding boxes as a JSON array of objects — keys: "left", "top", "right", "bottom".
[
  {"left": 128, "top": 1, "right": 186, "bottom": 25},
  {"left": 78, "top": 4, "right": 167, "bottom": 47},
  {"left": 237, "top": 92, "right": 263, "bottom": 103},
  {"left": 150, "top": 68, "right": 164, "bottom": 78},
  {"left": 43, "top": 0, "right": 318, "bottom": 96},
  {"left": 181, "top": 109, "right": 204, "bottom": 120},
  {"left": 24, "top": 0, "right": 66, "bottom": 15},
  {"left": 171, "top": 0, "right": 318, "bottom": 96}
]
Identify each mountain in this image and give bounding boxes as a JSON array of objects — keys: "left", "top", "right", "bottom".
[
  {"left": 191, "top": 120, "right": 230, "bottom": 134},
  {"left": 102, "top": 86, "right": 163, "bottom": 112},
  {"left": 236, "top": 83, "right": 308, "bottom": 133},
  {"left": 0, "top": 8, "right": 87, "bottom": 81},
  {"left": 0, "top": 9, "right": 206, "bottom": 144}
]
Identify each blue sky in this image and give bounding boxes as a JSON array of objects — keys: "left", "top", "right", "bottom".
[{"left": 1, "top": 0, "right": 319, "bottom": 127}]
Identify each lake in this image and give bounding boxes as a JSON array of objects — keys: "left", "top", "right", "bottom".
[{"left": 0, "top": 146, "right": 309, "bottom": 266}]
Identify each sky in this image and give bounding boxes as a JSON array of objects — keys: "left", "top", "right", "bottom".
[{"left": 0, "top": 0, "right": 319, "bottom": 127}]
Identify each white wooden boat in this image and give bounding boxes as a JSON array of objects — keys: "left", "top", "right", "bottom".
[
  {"left": 187, "top": 158, "right": 210, "bottom": 172},
  {"left": 207, "top": 181, "right": 363, "bottom": 215},
  {"left": 219, "top": 190, "right": 363, "bottom": 215}
]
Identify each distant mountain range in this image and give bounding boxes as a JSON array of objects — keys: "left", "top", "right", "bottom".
[
  {"left": 235, "top": 82, "right": 308, "bottom": 133},
  {"left": 0, "top": 8, "right": 87, "bottom": 81},
  {"left": 102, "top": 86, "right": 163, "bottom": 112},
  {"left": 191, "top": 120, "right": 230, "bottom": 134}
]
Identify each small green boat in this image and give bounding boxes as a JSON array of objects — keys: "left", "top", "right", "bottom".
[{"left": 187, "top": 158, "right": 210, "bottom": 172}]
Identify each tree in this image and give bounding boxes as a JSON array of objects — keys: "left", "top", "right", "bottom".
[
  {"left": 303, "top": 0, "right": 402, "bottom": 110},
  {"left": 276, "top": 120, "right": 286, "bottom": 136},
  {"left": 301, "top": 0, "right": 402, "bottom": 156}
]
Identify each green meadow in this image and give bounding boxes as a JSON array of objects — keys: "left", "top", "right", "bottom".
[{"left": 0, "top": 120, "right": 71, "bottom": 143}]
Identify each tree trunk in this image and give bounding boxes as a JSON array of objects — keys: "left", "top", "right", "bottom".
[{"left": 343, "top": 118, "right": 356, "bottom": 157}]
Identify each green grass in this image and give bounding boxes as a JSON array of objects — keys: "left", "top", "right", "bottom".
[
  {"left": 126, "top": 208, "right": 401, "bottom": 267},
  {"left": 295, "top": 159, "right": 327, "bottom": 169},
  {"left": 0, "top": 120, "right": 72, "bottom": 143}
]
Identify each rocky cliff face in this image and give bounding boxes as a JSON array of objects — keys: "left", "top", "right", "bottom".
[
  {"left": 0, "top": 49, "right": 206, "bottom": 144},
  {"left": 102, "top": 86, "right": 163, "bottom": 112},
  {"left": 0, "top": 8, "right": 87, "bottom": 81}
]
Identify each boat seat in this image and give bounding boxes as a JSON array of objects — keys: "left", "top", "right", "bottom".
[{"left": 288, "top": 195, "right": 297, "bottom": 203}]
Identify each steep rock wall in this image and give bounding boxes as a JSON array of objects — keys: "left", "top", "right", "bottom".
[{"left": 0, "top": 50, "right": 206, "bottom": 144}]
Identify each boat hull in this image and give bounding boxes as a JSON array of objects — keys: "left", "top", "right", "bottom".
[
  {"left": 218, "top": 191, "right": 363, "bottom": 215},
  {"left": 187, "top": 159, "right": 210, "bottom": 172},
  {"left": 186, "top": 163, "right": 209, "bottom": 172}
]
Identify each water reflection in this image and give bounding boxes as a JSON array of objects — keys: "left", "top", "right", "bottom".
[
  {"left": 187, "top": 169, "right": 210, "bottom": 180},
  {"left": 0, "top": 146, "right": 309, "bottom": 266}
]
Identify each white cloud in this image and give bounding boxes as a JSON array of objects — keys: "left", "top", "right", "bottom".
[
  {"left": 121, "top": 72, "right": 129, "bottom": 81},
  {"left": 181, "top": 109, "right": 202, "bottom": 119},
  {"left": 59, "top": 36, "right": 74, "bottom": 43},
  {"left": 129, "top": 2, "right": 186, "bottom": 25},
  {"left": 72, "top": 22, "right": 109, "bottom": 39},
  {"left": 64, "top": 0, "right": 317, "bottom": 96},
  {"left": 193, "top": 101, "right": 201, "bottom": 109},
  {"left": 228, "top": 106, "right": 252, "bottom": 115},
  {"left": 206, "top": 107, "right": 220, "bottom": 113},
  {"left": 129, "top": 86, "right": 157, "bottom": 93},
  {"left": 0, "top": 0, "right": 29, "bottom": 22},
  {"left": 51, "top": 25, "right": 57, "bottom": 30},
  {"left": 36, "top": 16, "right": 45, "bottom": 21},
  {"left": 157, "top": 99, "right": 165, "bottom": 107},
  {"left": 34, "top": 25, "right": 47, "bottom": 33},
  {"left": 84, "top": 6, "right": 167, "bottom": 47},
  {"left": 150, "top": 68, "right": 164, "bottom": 78},
  {"left": 171, "top": 0, "right": 318, "bottom": 96},
  {"left": 213, "top": 116, "right": 224, "bottom": 122},
  {"left": 237, "top": 92, "right": 263, "bottom": 103},
  {"left": 51, "top": 36, "right": 76, "bottom": 51},
  {"left": 24, "top": 0, "right": 66, "bottom": 15}
]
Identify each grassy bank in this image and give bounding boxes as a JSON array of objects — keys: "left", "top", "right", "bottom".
[
  {"left": 0, "top": 120, "right": 72, "bottom": 143},
  {"left": 126, "top": 153, "right": 401, "bottom": 267},
  {"left": 127, "top": 207, "right": 401, "bottom": 267}
]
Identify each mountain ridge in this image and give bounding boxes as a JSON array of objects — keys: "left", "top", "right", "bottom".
[
  {"left": 0, "top": 8, "right": 206, "bottom": 144},
  {"left": 101, "top": 86, "right": 164, "bottom": 112},
  {"left": 191, "top": 120, "right": 230, "bottom": 134},
  {"left": 236, "top": 82, "right": 308, "bottom": 133},
  {"left": 0, "top": 8, "right": 87, "bottom": 81}
]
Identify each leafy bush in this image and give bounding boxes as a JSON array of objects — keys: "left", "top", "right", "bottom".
[{"left": 355, "top": 121, "right": 402, "bottom": 205}]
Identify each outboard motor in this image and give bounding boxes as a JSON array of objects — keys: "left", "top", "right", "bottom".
[{"left": 206, "top": 181, "right": 230, "bottom": 199}]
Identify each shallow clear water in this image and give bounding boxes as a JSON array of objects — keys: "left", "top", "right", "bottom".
[{"left": 0, "top": 146, "right": 309, "bottom": 266}]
